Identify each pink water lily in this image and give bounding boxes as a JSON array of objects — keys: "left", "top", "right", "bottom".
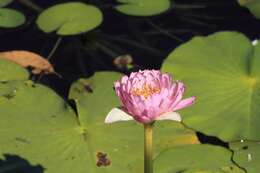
[{"left": 105, "top": 70, "right": 195, "bottom": 124}]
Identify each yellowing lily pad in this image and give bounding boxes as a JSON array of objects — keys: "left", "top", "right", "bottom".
[
  {"left": 36, "top": 2, "right": 103, "bottom": 35},
  {"left": 0, "top": 8, "right": 25, "bottom": 28},
  {"left": 162, "top": 32, "right": 260, "bottom": 141},
  {"left": 115, "top": 0, "right": 171, "bottom": 16}
]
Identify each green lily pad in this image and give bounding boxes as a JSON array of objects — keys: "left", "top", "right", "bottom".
[
  {"left": 0, "top": 71, "right": 199, "bottom": 173},
  {"left": 0, "top": 81, "right": 91, "bottom": 173},
  {"left": 115, "top": 0, "right": 171, "bottom": 16},
  {"left": 0, "top": 8, "right": 25, "bottom": 28},
  {"left": 69, "top": 72, "right": 200, "bottom": 172},
  {"left": 0, "top": 0, "right": 13, "bottom": 7},
  {"left": 36, "top": 2, "right": 103, "bottom": 35},
  {"left": 0, "top": 59, "right": 29, "bottom": 82},
  {"left": 231, "top": 141, "right": 260, "bottom": 173},
  {"left": 238, "top": 0, "right": 260, "bottom": 19},
  {"left": 154, "top": 144, "right": 245, "bottom": 173},
  {"left": 162, "top": 31, "right": 260, "bottom": 141}
]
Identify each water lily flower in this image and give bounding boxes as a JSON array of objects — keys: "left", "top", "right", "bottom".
[{"left": 105, "top": 70, "right": 195, "bottom": 124}]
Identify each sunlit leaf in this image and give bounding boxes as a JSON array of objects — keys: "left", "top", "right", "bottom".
[
  {"left": 115, "top": 0, "right": 171, "bottom": 16},
  {"left": 0, "top": 81, "right": 92, "bottom": 173},
  {"left": 0, "top": 71, "right": 199, "bottom": 173},
  {"left": 68, "top": 71, "right": 200, "bottom": 173},
  {"left": 162, "top": 31, "right": 260, "bottom": 141},
  {"left": 37, "top": 2, "right": 103, "bottom": 35}
]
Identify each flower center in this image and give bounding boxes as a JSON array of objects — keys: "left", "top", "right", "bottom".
[{"left": 131, "top": 84, "right": 160, "bottom": 98}]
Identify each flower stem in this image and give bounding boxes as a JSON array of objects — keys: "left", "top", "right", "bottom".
[{"left": 144, "top": 123, "right": 154, "bottom": 173}]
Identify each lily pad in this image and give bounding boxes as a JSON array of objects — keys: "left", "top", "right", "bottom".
[
  {"left": 0, "top": 59, "right": 29, "bottom": 82},
  {"left": 69, "top": 71, "right": 200, "bottom": 172},
  {"left": 115, "top": 0, "right": 171, "bottom": 16},
  {"left": 0, "top": 81, "right": 91, "bottom": 173},
  {"left": 36, "top": 2, "right": 103, "bottom": 35},
  {"left": 162, "top": 31, "right": 260, "bottom": 141},
  {"left": 154, "top": 144, "right": 245, "bottom": 173},
  {"left": 0, "top": 0, "right": 13, "bottom": 7},
  {"left": 231, "top": 141, "right": 260, "bottom": 173},
  {"left": 0, "top": 8, "right": 25, "bottom": 28},
  {"left": 238, "top": 0, "right": 260, "bottom": 19},
  {"left": 0, "top": 71, "right": 199, "bottom": 173}
]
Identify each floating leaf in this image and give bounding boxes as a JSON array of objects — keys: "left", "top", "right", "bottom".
[
  {"left": 0, "top": 71, "right": 198, "bottom": 173},
  {"left": 0, "top": 0, "right": 13, "bottom": 7},
  {"left": 162, "top": 32, "right": 260, "bottom": 141},
  {"left": 238, "top": 0, "right": 260, "bottom": 19},
  {"left": 69, "top": 72, "right": 199, "bottom": 172},
  {"left": 231, "top": 141, "right": 260, "bottom": 173},
  {"left": 36, "top": 2, "right": 103, "bottom": 35},
  {"left": 0, "top": 8, "right": 25, "bottom": 28},
  {"left": 154, "top": 144, "right": 245, "bottom": 173},
  {"left": 0, "top": 81, "right": 93, "bottom": 173},
  {"left": 0, "top": 50, "right": 55, "bottom": 74},
  {"left": 115, "top": 0, "right": 171, "bottom": 16},
  {"left": 0, "top": 59, "right": 29, "bottom": 82}
]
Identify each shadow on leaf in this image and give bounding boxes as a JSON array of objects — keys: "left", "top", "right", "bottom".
[{"left": 0, "top": 154, "right": 45, "bottom": 173}]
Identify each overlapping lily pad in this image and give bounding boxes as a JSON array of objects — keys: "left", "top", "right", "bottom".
[
  {"left": 0, "top": 59, "right": 29, "bottom": 82},
  {"left": 238, "top": 0, "right": 260, "bottom": 19},
  {"left": 162, "top": 32, "right": 260, "bottom": 141},
  {"left": 0, "top": 71, "right": 199, "bottom": 173},
  {"left": 115, "top": 0, "right": 171, "bottom": 16},
  {"left": 231, "top": 141, "right": 260, "bottom": 173},
  {"left": 36, "top": 2, "right": 103, "bottom": 35},
  {"left": 0, "top": 81, "right": 94, "bottom": 173},
  {"left": 154, "top": 144, "right": 245, "bottom": 173}
]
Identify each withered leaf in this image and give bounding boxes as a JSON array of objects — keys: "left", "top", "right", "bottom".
[
  {"left": 0, "top": 50, "right": 55, "bottom": 74},
  {"left": 113, "top": 54, "right": 133, "bottom": 69}
]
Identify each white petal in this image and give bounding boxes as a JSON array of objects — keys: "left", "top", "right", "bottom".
[
  {"left": 156, "top": 112, "right": 182, "bottom": 122},
  {"left": 105, "top": 108, "right": 133, "bottom": 124},
  {"left": 252, "top": 39, "right": 258, "bottom": 46}
]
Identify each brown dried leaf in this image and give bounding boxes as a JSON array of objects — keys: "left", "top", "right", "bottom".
[
  {"left": 113, "top": 54, "right": 133, "bottom": 69},
  {"left": 0, "top": 50, "right": 55, "bottom": 74}
]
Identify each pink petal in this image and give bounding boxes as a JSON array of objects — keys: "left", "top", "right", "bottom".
[{"left": 173, "top": 97, "right": 196, "bottom": 111}]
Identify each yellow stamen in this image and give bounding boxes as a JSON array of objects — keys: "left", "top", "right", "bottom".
[{"left": 131, "top": 84, "right": 160, "bottom": 99}]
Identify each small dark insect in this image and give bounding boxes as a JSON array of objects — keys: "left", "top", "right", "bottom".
[
  {"left": 84, "top": 85, "right": 93, "bottom": 93},
  {"left": 96, "top": 152, "right": 111, "bottom": 167}
]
